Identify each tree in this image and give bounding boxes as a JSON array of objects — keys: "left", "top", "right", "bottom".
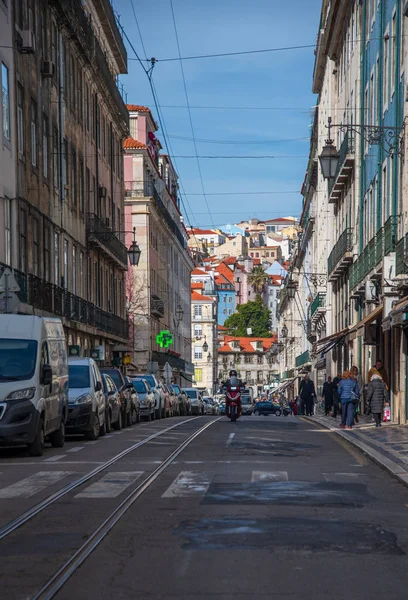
[
  {"left": 126, "top": 269, "right": 148, "bottom": 355},
  {"left": 248, "top": 264, "right": 267, "bottom": 296},
  {"left": 224, "top": 297, "right": 272, "bottom": 337}
]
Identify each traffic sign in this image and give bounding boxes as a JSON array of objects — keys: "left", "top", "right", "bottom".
[
  {"left": 0, "top": 291, "right": 20, "bottom": 313},
  {"left": 123, "top": 354, "right": 132, "bottom": 365},
  {"left": 164, "top": 362, "right": 173, "bottom": 383},
  {"left": 0, "top": 268, "right": 20, "bottom": 293}
]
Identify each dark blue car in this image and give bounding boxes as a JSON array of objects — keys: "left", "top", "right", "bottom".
[{"left": 253, "top": 401, "right": 282, "bottom": 417}]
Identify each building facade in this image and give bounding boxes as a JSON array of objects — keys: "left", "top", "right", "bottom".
[
  {"left": 124, "top": 105, "right": 194, "bottom": 383},
  {"left": 2, "top": 0, "right": 130, "bottom": 361},
  {"left": 191, "top": 289, "right": 218, "bottom": 394}
]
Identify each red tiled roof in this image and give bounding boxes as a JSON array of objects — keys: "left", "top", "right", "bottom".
[
  {"left": 123, "top": 137, "right": 147, "bottom": 150},
  {"left": 268, "top": 275, "right": 283, "bottom": 285},
  {"left": 253, "top": 258, "right": 261, "bottom": 265},
  {"left": 223, "top": 256, "right": 237, "bottom": 265},
  {"left": 191, "top": 291, "right": 213, "bottom": 302},
  {"left": 218, "top": 335, "right": 276, "bottom": 353},
  {"left": 215, "top": 262, "right": 234, "bottom": 284},
  {"left": 191, "top": 228, "right": 220, "bottom": 236},
  {"left": 191, "top": 268, "right": 206, "bottom": 275},
  {"left": 126, "top": 105, "right": 159, "bottom": 130},
  {"left": 191, "top": 282, "right": 204, "bottom": 290},
  {"left": 263, "top": 217, "right": 296, "bottom": 223},
  {"left": 218, "top": 325, "right": 227, "bottom": 331}
]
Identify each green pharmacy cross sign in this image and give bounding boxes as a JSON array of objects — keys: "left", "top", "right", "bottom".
[{"left": 156, "top": 330, "right": 173, "bottom": 349}]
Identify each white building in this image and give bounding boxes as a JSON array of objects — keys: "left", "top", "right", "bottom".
[{"left": 191, "top": 288, "right": 218, "bottom": 394}]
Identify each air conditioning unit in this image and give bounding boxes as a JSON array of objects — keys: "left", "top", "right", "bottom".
[
  {"left": 21, "top": 30, "right": 36, "bottom": 53},
  {"left": 42, "top": 61, "right": 55, "bottom": 78},
  {"left": 99, "top": 186, "right": 107, "bottom": 199}
]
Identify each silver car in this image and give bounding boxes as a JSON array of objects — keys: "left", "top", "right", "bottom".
[
  {"left": 131, "top": 378, "right": 155, "bottom": 421},
  {"left": 182, "top": 388, "right": 204, "bottom": 415}
]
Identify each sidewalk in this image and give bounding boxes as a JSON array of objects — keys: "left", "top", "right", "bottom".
[{"left": 304, "top": 414, "right": 408, "bottom": 488}]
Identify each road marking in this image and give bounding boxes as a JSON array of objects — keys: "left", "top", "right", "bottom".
[
  {"left": 162, "top": 471, "right": 211, "bottom": 498},
  {"left": 43, "top": 455, "right": 67, "bottom": 463},
  {"left": 0, "top": 471, "right": 72, "bottom": 498},
  {"left": 66, "top": 447, "right": 85, "bottom": 453},
  {"left": 251, "top": 471, "right": 288, "bottom": 482},
  {"left": 75, "top": 472, "right": 144, "bottom": 498},
  {"left": 323, "top": 472, "right": 364, "bottom": 482},
  {"left": 226, "top": 433, "right": 235, "bottom": 447}
]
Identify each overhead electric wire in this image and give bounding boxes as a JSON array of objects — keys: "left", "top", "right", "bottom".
[
  {"left": 168, "top": 0, "right": 215, "bottom": 228},
  {"left": 184, "top": 190, "right": 300, "bottom": 196},
  {"left": 167, "top": 134, "right": 309, "bottom": 144}
]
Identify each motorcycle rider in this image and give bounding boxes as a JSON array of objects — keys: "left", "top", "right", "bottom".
[{"left": 223, "top": 369, "right": 243, "bottom": 418}]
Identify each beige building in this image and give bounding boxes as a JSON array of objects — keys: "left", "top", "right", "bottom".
[
  {"left": 124, "top": 105, "right": 194, "bottom": 382},
  {"left": 213, "top": 234, "right": 248, "bottom": 259},
  {"left": 191, "top": 288, "right": 218, "bottom": 394},
  {"left": 4, "top": 0, "right": 130, "bottom": 361}
]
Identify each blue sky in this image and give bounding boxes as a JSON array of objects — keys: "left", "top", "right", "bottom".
[{"left": 114, "top": 0, "right": 322, "bottom": 228}]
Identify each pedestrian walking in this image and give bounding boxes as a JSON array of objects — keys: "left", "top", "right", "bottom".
[
  {"left": 367, "top": 373, "right": 388, "bottom": 427},
  {"left": 337, "top": 370, "right": 360, "bottom": 430},
  {"left": 322, "top": 376, "right": 335, "bottom": 416},
  {"left": 368, "top": 359, "right": 388, "bottom": 388},
  {"left": 332, "top": 374, "right": 341, "bottom": 418},
  {"left": 351, "top": 365, "right": 363, "bottom": 424},
  {"left": 299, "top": 374, "right": 316, "bottom": 416}
]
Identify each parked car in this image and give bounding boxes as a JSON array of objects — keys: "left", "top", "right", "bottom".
[
  {"left": 165, "top": 384, "right": 179, "bottom": 416},
  {"left": 0, "top": 315, "right": 68, "bottom": 456},
  {"left": 67, "top": 358, "right": 106, "bottom": 439},
  {"left": 137, "top": 374, "right": 166, "bottom": 419},
  {"left": 241, "top": 393, "right": 253, "bottom": 416},
  {"left": 171, "top": 384, "right": 191, "bottom": 416},
  {"left": 253, "top": 400, "right": 282, "bottom": 417},
  {"left": 99, "top": 367, "right": 133, "bottom": 427},
  {"left": 101, "top": 373, "right": 122, "bottom": 432},
  {"left": 203, "top": 397, "right": 215, "bottom": 415},
  {"left": 131, "top": 378, "right": 155, "bottom": 421},
  {"left": 182, "top": 388, "right": 204, "bottom": 415},
  {"left": 219, "top": 401, "right": 226, "bottom": 415},
  {"left": 161, "top": 384, "right": 172, "bottom": 417},
  {"left": 124, "top": 376, "right": 140, "bottom": 425}
]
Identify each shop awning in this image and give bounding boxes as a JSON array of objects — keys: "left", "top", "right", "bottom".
[
  {"left": 180, "top": 372, "right": 195, "bottom": 383},
  {"left": 390, "top": 295, "right": 408, "bottom": 316},
  {"left": 315, "top": 328, "right": 348, "bottom": 355},
  {"left": 272, "top": 376, "right": 300, "bottom": 395},
  {"left": 348, "top": 304, "right": 383, "bottom": 336}
]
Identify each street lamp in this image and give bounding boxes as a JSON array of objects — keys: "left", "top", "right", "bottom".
[
  {"left": 128, "top": 227, "right": 142, "bottom": 266},
  {"left": 176, "top": 304, "right": 184, "bottom": 324},
  {"left": 281, "top": 324, "right": 288, "bottom": 339},
  {"left": 203, "top": 339, "right": 209, "bottom": 352},
  {"left": 319, "top": 138, "right": 339, "bottom": 180}
]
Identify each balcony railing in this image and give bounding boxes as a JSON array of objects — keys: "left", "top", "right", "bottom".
[
  {"left": 327, "top": 228, "right": 353, "bottom": 278},
  {"left": 310, "top": 292, "right": 326, "bottom": 318},
  {"left": 295, "top": 350, "right": 310, "bottom": 368},
  {"left": 0, "top": 265, "right": 128, "bottom": 338},
  {"left": 375, "top": 227, "right": 384, "bottom": 265},
  {"left": 150, "top": 294, "right": 164, "bottom": 318},
  {"left": 328, "top": 132, "right": 354, "bottom": 202},
  {"left": 396, "top": 234, "right": 408, "bottom": 276},
  {"left": 384, "top": 216, "right": 397, "bottom": 255},
  {"left": 87, "top": 213, "right": 128, "bottom": 267}
]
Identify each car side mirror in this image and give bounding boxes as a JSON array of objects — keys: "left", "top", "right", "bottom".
[
  {"left": 95, "top": 381, "right": 102, "bottom": 392},
  {"left": 42, "top": 364, "right": 52, "bottom": 386},
  {"left": 108, "top": 390, "right": 116, "bottom": 397}
]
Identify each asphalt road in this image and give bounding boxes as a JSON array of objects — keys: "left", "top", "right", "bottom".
[{"left": 1, "top": 415, "right": 408, "bottom": 599}]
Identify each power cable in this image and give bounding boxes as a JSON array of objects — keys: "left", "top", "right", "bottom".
[{"left": 168, "top": 0, "right": 215, "bottom": 228}]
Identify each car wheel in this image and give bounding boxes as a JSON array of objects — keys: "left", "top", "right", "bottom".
[
  {"left": 85, "top": 412, "right": 100, "bottom": 440},
  {"left": 121, "top": 408, "right": 127, "bottom": 429},
  {"left": 131, "top": 405, "right": 138, "bottom": 426},
  {"left": 100, "top": 412, "right": 106, "bottom": 437},
  {"left": 275, "top": 409, "right": 282, "bottom": 417},
  {"left": 127, "top": 408, "right": 132, "bottom": 427},
  {"left": 113, "top": 410, "right": 122, "bottom": 430},
  {"left": 28, "top": 416, "right": 45, "bottom": 457},
  {"left": 50, "top": 418, "right": 65, "bottom": 448},
  {"left": 155, "top": 407, "right": 161, "bottom": 420},
  {"left": 105, "top": 410, "right": 112, "bottom": 433},
  {"left": 254, "top": 410, "right": 260, "bottom": 416},
  {"left": 136, "top": 408, "right": 141, "bottom": 423}
]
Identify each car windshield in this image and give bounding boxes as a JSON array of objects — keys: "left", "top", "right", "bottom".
[
  {"left": 241, "top": 396, "right": 251, "bottom": 404},
  {"left": 140, "top": 375, "right": 156, "bottom": 388},
  {"left": 69, "top": 365, "right": 90, "bottom": 388},
  {"left": 172, "top": 385, "right": 180, "bottom": 394},
  {"left": 0, "top": 339, "right": 38, "bottom": 381},
  {"left": 184, "top": 389, "right": 197, "bottom": 399},
  {"left": 101, "top": 369, "right": 122, "bottom": 390},
  {"left": 132, "top": 379, "right": 146, "bottom": 393}
]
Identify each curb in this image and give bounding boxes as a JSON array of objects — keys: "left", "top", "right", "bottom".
[{"left": 303, "top": 416, "right": 408, "bottom": 489}]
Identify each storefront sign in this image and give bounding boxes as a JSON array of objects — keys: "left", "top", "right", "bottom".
[{"left": 156, "top": 330, "right": 173, "bottom": 349}]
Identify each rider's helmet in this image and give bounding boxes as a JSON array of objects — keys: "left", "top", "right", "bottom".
[{"left": 229, "top": 369, "right": 237, "bottom": 377}]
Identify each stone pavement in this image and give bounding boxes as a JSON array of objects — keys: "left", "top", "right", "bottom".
[{"left": 305, "top": 414, "right": 408, "bottom": 488}]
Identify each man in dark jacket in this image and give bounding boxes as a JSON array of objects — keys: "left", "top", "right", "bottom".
[
  {"left": 299, "top": 374, "right": 316, "bottom": 416},
  {"left": 322, "top": 376, "right": 335, "bottom": 416},
  {"left": 332, "top": 374, "right": 341, "bottom": 418},
  {"left": 367, "top": 373, "right": 388, "bottom": 427}
]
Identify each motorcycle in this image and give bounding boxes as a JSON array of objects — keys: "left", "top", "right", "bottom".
[{"left": 226, "top": 386, "right": 241, "bottom": 422}]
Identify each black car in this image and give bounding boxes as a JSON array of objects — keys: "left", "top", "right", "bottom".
[
  {"left": 253, "top": 401, "right": 282, "bottom": 417},
  {"left": 100, "top": 367, "right": 134, "bottom": 427}
]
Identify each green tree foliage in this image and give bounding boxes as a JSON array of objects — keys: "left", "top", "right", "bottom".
[
  {"left": 248, "top": 265, "right": 267, "bottom": 296},
  {"left": 224, "top": 297, "right": 272, "bottom": 337}
]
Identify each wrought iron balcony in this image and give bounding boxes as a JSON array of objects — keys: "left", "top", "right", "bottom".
[
  {"left": 384, "top": 216, "right": 397, "bottom": 255},
  {"left": 150, "top": 294, "right": 165, "bottom": 318},
  {"left": 327, "top": 228, "right": 353, "bottom": 281},
  {"left": 87, "top": 213, "right": 128, "bottom": 267},
  {"left": 124, "top": 181, "right": 155, "bottom": 197},
  {"left": 295, "top": 350, "right": 310, "bottom": 368},
  {"left": 0, "top": 262, "right": 28, "bottom": 303},
  {"left": 310, "top": 292, "right": 326, "bottom": 319},
  {"left": 328, "top": 132, "right": 355, "bottom": 203},
  {"left": 396, "top": 234, "right": 408, "bottom": 276}
]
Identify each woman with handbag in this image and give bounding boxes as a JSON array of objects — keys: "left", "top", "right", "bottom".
[
  {"left": 367, "top": 373, "right": 388, "bottom": 427},
  {"left": 351, "top": 365, "right": 363, "bottom": 424},
  {"left": 337, "top": 370, "right": 360, "bottom": 430}
]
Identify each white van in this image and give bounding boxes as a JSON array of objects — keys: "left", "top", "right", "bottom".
[{"left": 0, "top": 315, "right": 68, "bottom": 456}]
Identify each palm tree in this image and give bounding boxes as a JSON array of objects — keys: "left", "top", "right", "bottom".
[{"left": 248, "top": 265, "right": 267, "bottom": 296}]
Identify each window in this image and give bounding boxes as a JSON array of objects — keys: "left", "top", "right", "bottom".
[
  {"left": 79, "top": 159, "right": 84, "bottom": 213},
  {"left": 244, "top": 355, "right": 252, "bottom": 364},
  {"left": 85, "top": 83, "right": 89, "bottom": 131},
  {"left": 382, "top": 163, "right": 388, "bottom": 224},
  {"left": 194, "top": 324, "right": 203, "bottom": 337},
  {"left": 77, "top": 68, "right": 83, "bottom": 123},
  {"left": 63, "top": 240, "right": 69, "bottom": 289},
  {"left": 246, "top": 371, "right": 251, "bottom": 381},
  {"left": 40, "top": 5, "right": 46, "bottom": 59},
  {"left": 53, "top": 128, "right": 59, "bottom": 188},
  {"left": 194, "top": 345, "right": 203, "bottom": 359},
  {"left": 32, "top": 218, "right": 39, "bottom": 276},
  {"left": 257, "top": 355, "right": 263, "bottom": 364},
  {"left": 391, "top": 12, "right": 396, "bottom": 94},
  {"left": 228, "top": 309, "right": 233, "bottom": 315},
  {"left": 71, "top": 149, "right": 77, "bottom": 207},
  {"left": 72, "top": 245, "right": 77, "bottom": 295},
  {"left": 30, "top": 101, "right": 37, "bottom": 166},
  {"left": 4, "top": 198, "right": 11, "bottom": 265},
  {"left": 54, "top": 232, "right": 60, "bottom": 285},
  {"left": 17, "top": 85, "right": 24, "bottom": 154},
  {"left": 86, "top": 167, "right": 91, "bottom": 212},
  {"left": 79, "top": 251, "right": 84, "bottom": 297},
  {"left": 69, "top": 55, "right": 75, "bottom": 110},
  {"left": 63, "top": 139, "right": 68, "bottom": 199},
  {"left": 383, "top": 33, "right": 389, "bottom": 107},
  {"left": 228, "top": 296, "right": 232, "bottom": 303},
  {"left": 194, "top": 368, "right": 203, "bottom": 383},
  {"left": 194, "top": 304, "right": 203, "bottom": 318},
  {"left": 44, "top": 225, "right": 50, "bottom": 281},
  {"left": 51, "top": 22, "right": 57, "bottom": 70},
  {"left": 223, "top": 308, "right": 227, "bottom": 315},
  {"left": 1, "top": 63, "right": 10, "bottom": 140},
  {"left": 42, "top": 116, "right": 48, "bottom": 178},
  {"left": 257, "top": 371, "right": 263, "bottom": 383},
  {"left": 19, "top": 209, "right": 27, "bottom": 272}
]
